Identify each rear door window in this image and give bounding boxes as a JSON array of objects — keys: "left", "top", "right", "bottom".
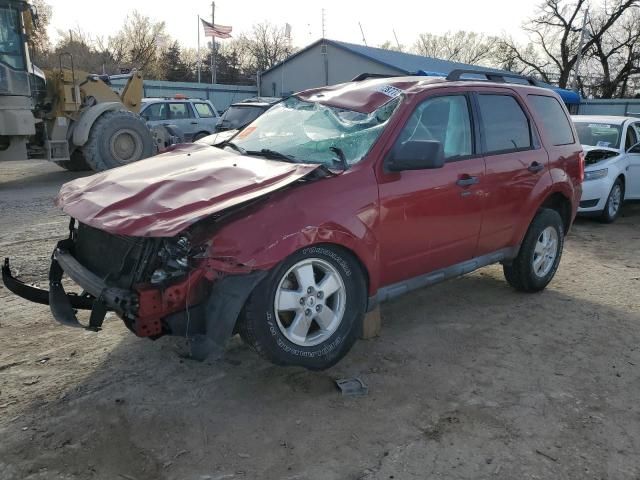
[
  {"left": 527, "top": 95, "right": 575, "bottom": 146},
  {"left": 168, "top": 102, "right": 194, "bottom": 119},
  {"left": 194, "top": 102, "right": 216, "bottom": 118},
  {"left": 477, "top": 94, "right": 532, "bottom": 154}
]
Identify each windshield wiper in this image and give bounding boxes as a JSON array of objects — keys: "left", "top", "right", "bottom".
[
  {"left": 220, "top": 141, "right": 246, "bottom": 154},
  {"left": 329, "top": 146, "right": 348, "bottom": 170},
  {"left": 245, "top": 149, "right": 297, "bottom": 162}
]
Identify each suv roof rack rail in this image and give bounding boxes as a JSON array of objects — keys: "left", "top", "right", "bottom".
[
  {"left": 351, "top": 73, "right": 399, "bottom": 82},
  {"left": 446, "top": 69, "right": 540, "bottom": 86}
]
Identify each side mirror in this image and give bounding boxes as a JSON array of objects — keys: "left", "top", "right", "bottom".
[
  {"left": 627, "top": 142, "right": 640, "bottom": 154},
  {"left": 387, "top": 140, "right": 445, "bottom": 171}
]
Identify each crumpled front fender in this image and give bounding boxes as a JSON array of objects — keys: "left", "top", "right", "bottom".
[{"left": 207, "top": 167, "right": 381, "bottom": 294}]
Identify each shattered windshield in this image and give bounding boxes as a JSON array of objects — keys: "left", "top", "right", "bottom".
[
  {"left": 231, "top": 96, "right": 400, "bottom": 167},
  {"left": 573, "top": 122, "right": 622, "bottom": 149}
]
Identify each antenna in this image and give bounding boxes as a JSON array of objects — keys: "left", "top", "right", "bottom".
[
  {"left": 322, "top": 9, "right": 326, "bottom": 38},
  {"left": 393, "top": 29, "right": 401, "bottom": 50},
  {"left": 359, "top": 22, "right": 367, "bottom": 46}
]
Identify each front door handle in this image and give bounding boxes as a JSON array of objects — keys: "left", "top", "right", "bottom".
[
  {"left": 528, "top": 161, "right": 545, "bottom": 173},
  {"left": 190, "top": 121, "right": 198, "bottom": 125},
  {"left": 456, "top": 175, "right": 479, "bottom": 187}
]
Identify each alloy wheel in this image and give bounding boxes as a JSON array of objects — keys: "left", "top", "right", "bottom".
[
  {"left": 532, "top": 226, "right": 559, "bottom": 278},
  {"left": 273, "top": 258, "right": 347, "bottom": 347}
]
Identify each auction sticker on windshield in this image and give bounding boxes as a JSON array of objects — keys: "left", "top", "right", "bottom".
[
  {"left": 237, "top": 126, "right": 257, "bottom": 139},
  {"left": 376, "top": 85, "right": 403, "bottom": 98}
]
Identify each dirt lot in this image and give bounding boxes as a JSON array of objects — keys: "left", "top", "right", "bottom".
[{"left": 1, "top": 159, "right": 639, "bottom": 480}]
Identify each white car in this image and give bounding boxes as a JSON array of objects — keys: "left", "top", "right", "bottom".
[{"left": 572, "top": 115, "right": 640, "bottom": 222}]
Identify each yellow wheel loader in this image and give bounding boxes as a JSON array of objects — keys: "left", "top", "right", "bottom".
[{"left": 0, "top": 0, "right": 154, "bottom": 171}]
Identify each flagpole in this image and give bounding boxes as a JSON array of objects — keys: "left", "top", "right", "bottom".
[
  {"left": 197, "top": 15, "right": 201, "bottom": 83},
  {"left": 211, "top": 1, "right": 216, "bottom": 85}
]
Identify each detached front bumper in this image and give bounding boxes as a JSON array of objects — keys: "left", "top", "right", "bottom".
[
  {"left": 2, "top": 238, "right": 268, "bottom": 361},
  {"left": 2, "top": 239, "right": 136, "bottom": 330}
]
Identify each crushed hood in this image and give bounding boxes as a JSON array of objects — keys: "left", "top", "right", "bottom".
[{"left": 56, "top": 143, "right": 319, "bottom": 237}]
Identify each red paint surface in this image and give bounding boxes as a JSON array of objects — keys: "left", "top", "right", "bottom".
[
  {"left": 56, "top": 143, "right": 319, "bottom": 237},
  {"left": 58, "top": 79, "right": 583, "bottom": 315}
]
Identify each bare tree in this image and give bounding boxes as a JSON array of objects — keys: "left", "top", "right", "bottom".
[
  {"left": 587, "top": 8, "right": 640, "bottom": 97},
  {"left": 379, "top": 40, "right": 405, "bottom": 52},
  {"left": 242, "top": 22, "right": 293, "bottom": 73},
  {"left": 39, "top": 27, "right": 117, "bottom": 74},
  {"left": 413, "top": 31, "right": 500, "bottom": 66},
  {"left": 106, "top": 11, "right": 169, "bottom": 77},
  {"left": 500, "top": 0, "right": 639, "bottom": 88},
  {"left": 28, "top": 0, "right": 52, "bottom": 63}
]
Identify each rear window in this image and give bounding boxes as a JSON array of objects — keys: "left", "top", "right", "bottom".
[
  {"left": 478, "top": 94, "right": 532, "bottom": 154},
  {"left": 573, "top": 122, "right": 621, "bottom": 148},
  {"left": 527, "top": 95, "right": 574, "bottom": 146},
  {"left": 218, "top": 105, "right": 265, "bottom": 130}
]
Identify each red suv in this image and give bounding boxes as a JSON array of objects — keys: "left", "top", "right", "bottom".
[{"left": 3, "top": 70, "right": 583, "bottom": 370}]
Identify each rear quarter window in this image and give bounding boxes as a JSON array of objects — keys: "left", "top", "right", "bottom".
[
  {"left": 527, "top": 95, "right": 575, "bottom": 146},
  {"left": 194, "top": 102, "right": 216, "bottom": 118},
  {"left": 477, "top": 94, "right": 532, "bottom": 154}
]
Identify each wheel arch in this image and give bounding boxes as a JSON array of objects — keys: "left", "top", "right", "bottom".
[
  {"left": 305, "top": 242, "right": 372, "bottom": 300},
  {"left": 71, "top": 102, "right": 125, "bottom": 147},
  {"left": 616, "top": 173, "right": 626, "bottom": 196},
  {"left": 540, "top": 191, "right": 573, "bottom": 234}
]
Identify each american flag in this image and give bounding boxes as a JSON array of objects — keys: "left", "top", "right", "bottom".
[{"left": 201, "top": 19, "right": 232, "bottom": 39}]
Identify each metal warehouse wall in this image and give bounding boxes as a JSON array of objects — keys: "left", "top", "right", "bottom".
[
  {"left": 109, "top": 79, "right": 258, "bottom": 112},
  {"left": 578, "top": 99, "right": 640, "bottom": 117},
  {"left": 260, "top": 43, "right": 402, "bottom": 97}
]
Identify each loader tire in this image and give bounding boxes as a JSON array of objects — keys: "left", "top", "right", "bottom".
[
  {"left": 56, "top": 150, "right": 91, "bottom": 171},
  {"left": 82, "top": 110, "right": 154, "bottom": 171}
]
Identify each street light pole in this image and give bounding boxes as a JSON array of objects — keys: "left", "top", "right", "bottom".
[{"left": 211, "top": 1, "right": 217, "bottom": 85}]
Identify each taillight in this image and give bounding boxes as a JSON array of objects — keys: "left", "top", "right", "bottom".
[{"left": 578, "top": 151, "right": 585, "bottom": 183}]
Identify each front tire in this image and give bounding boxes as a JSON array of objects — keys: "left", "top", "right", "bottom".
[
  {"left": 599, "top": 179, "right": 624, "bottom": 223},
  {"left": 82, "top": 110, "right": 154, "bottom": 171},
  {"left": 56, "top": 150, "right": 91, "bottom": 171},
  {"left": 238, "top": 245, "right": 366, "bottom": 370},
  {"left": 503, "top": 208, "right": 564, "bottom": 292},
  {"left": 193, "top": 131, "right": 209, "bottom": 141}
]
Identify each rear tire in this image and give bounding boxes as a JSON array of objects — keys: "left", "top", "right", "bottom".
[
  {"left": 82, "top": 110, "right": 154, "bottom": 171},
  {"left": 193, "top": 131, "right": 209, "bottom": 141},
  {"left": 56, "top": 150, "right": 91, "bottom": 171},
  {"left": 599, "top": 179, "right": 624, "bottom": 224},
  {"left": 238, "top": 245, "right": 366, "bottom": 370},
  {"left": 503, "top": 208, "right": 564, "bottom": 292}
]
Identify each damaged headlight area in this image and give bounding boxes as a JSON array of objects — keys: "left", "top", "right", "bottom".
[{"left": 150, "top": 235, "right": 207, "bottom": 285}]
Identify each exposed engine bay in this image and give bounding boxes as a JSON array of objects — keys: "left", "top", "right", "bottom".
[{"left": 584, "top": 148, "right": 619, "bottom": 166}]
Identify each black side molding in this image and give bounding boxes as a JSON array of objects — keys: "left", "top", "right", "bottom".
[{"left": 366, "top": 246, "right": 520, "bottom": 311}]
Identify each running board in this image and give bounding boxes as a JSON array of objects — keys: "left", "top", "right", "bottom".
[{"left": 367, "top": 246, "right": 519, "bottom": 311}]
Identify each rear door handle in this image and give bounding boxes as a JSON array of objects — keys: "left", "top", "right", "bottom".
[
  {"left": 456, "top": 175, "right": 479, "bottom": 187},
  {"left": 528, "top": 161, "right": 545, "bottom": 173},
  {"left": 190, "top": 121, "right": 198, "bottom": 125}
]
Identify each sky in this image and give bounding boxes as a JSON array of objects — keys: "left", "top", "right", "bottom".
[{"left": 47, "top": 0, "right": 538, "bottom": 50}]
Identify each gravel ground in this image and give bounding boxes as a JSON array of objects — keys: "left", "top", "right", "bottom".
[{"left": 1, "top": 160, "right": 639, "bottom": 480}]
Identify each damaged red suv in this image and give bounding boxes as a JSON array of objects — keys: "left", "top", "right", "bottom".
[{"left": 3, "top": 70, "right": 583, "bottom": 369}]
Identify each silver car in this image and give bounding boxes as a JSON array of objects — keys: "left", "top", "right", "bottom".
[{"left": 140, "top": 98, "right": 220, "bottom": 142}]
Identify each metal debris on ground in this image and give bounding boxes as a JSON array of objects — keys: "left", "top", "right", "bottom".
[{"left": 335, "top": 377, "right": 368, "bottom": 396}]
